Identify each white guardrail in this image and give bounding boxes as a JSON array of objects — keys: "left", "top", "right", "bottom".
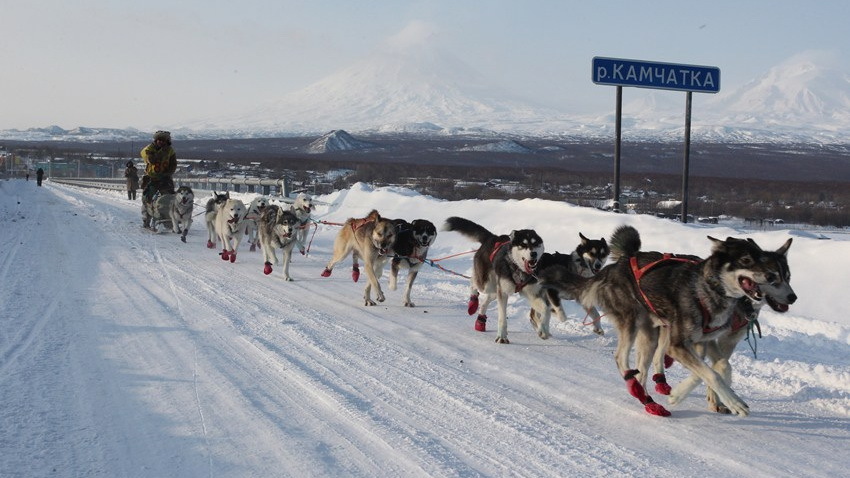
[{"left": 50, "top": 176, "right": 292, "bottom": 197}]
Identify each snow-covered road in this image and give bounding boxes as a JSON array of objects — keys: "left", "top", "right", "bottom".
[{"left": 2, "top": 179, "right": 848, "bottom": 477}]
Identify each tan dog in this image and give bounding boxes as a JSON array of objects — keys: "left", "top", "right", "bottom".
[{"left": 321, "top": 210, "right": 397, "bottom": 306}]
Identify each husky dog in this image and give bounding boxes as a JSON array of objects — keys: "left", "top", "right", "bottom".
[
  {"left": 532, "top": 233, "right": 610, "bottom": 335},
  {"left": 213, "top": 197, "right": 247, "bottom": 263},
  {"left": 538, "top": 225, "right": 784, "bottom": 417},
  {"left": 244, "top": 196, "right": 269, "bottom": 252},
  {"left": 257, "top": 205, "right": 300, "bottom": 280},
  {"left": 668, "top": 240, "right": 796, "bottom": 413},
  {"left": 170, "top": 186, "right": 195, "bottom": 243},
  {"left": 388, "top": 218, "right": 438, "bottom": 307},
  {"left": 204, "top": 191, "right": 230, "bottom": 249},
  {"left": 321, "top": 210, "right": 397, "bottom": 306},
  {"left": 290, "top": 193, "right": 314, "bottom": 255},
  {"left": 443, "top": 216, "right": 549, "bottom": 344}
]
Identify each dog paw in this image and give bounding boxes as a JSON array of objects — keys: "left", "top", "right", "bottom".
[
  {"left": 537, "top": 330, "right": 551, "bottom": 340},
  {"left": 207, "top": 240, "right": 215, "bottom": 249},
  {"left": 284, "top": 276, "right": 293, "bottom": 282},
  {"left": 321, "top": 268, "right": 332, "bottom": 277},
  {"left": 474, "top": 315, "right": 487, "bottom": 332},
  {"left": 593, "top": 328, "right": 605, "bottom": 336},
  {"left": 364, "top": 299, "right": 376, "bottom": 306},
  {"left": 263, "top": 262, "right": 273, "bottom": 275},
  {"left": 220, "top": 250, "right": 230, "bottom": 261},
  {"left": 494, "top": 336, "right": 510, "bottom": 344},
  {"left": 376, "top": 293, "right": 385, "bottom": 303},
  {"left": 229, "top": 252, "right": 237, "bottom": 263},
  {"left": 403, "top": 301, "right": 415, "bottom": 307}
]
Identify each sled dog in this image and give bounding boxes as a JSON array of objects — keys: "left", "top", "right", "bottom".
[
  {"left": 443, "top": 216, "right": 549, "bottom": 344},
  {"left": 321, "top": 210, "right": 397, "bottom": 306},
  {"left": 388, "top": 218, "right": 438, "bottom": 307},
  {"left": 258, "top": 205, "right": 300, "bottom": 281},
  {"left": 204, "top": 191, "right": 230, "bottom": 249},
  {"left": 170, "top": 186, "right": 195, "bottom": 243},
  {"left": 532, "top": 233, "right": 609, "bottom": 335},
  {"left": 668, "top": 240, "right": 796, "bottom": 413},
  {"left": 290, "top": 193, "right": 314, "bottom": 255},
  {"left": 244, "top": 195, "right": 269, "bottom": 252},
  {"left": 537, "top": 225, "right": 785, "bottom": 417},
  {"left": 213, "top": 197, "right": 247, "bottom": 263}
]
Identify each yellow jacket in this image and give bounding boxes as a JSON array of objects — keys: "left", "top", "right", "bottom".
[{"left": 140, "top": 143, "right": 177, "bottom": 180}]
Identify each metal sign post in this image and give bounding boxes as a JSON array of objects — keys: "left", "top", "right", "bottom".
[{"left": 592, "top": 57, "right": 720, "bottom": 222}]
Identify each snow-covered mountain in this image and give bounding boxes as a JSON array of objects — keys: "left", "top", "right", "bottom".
[
  {"left": 620, "top": 50, "right": 850, "bottom": 142},
  {"left": 306, "top": 130, "right": 380, "bottom": 154},
  {"left": 202, "top": 40, "right": 565, "bottom": 137}
]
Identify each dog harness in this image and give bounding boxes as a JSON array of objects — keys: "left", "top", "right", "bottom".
[
  {"left": 630, "top": 255, "right": 751, "bottom": 334},
  {"left": 490, "top": 240, "right": 536, "bottom": 292},
  {"left": 349, "top": 216, "right": 375, "bottom": 232}
]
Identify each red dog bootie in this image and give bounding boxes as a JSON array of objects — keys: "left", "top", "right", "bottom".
[
  {"left": 467, "top": 294, "right": 479, "bottom": 316},
  {"left": 474, "top": 314, "right": 487, "bottom": 332},
  {"left": 664, "top": 355, "right": 674, "bottom": 369},
  {"left": 263, "top": 262, "right": 273, "bottom": 275},
  {"left": 624, "top": 370, "right": 671, "bottom": 417},
  {"left": 321, "top": 268, "right": 332, "bottom": 277},
  {"left": 351, "top": 265, "right": 360, "bottom": 282},
  {"left": 221, "top": 249, "right": 230, "bottom": 261},
  {"left": 206, "top": 240, "right": 215, "bottom": 249},
  {"left": 229, "top": 252, "right": 237, "bottom": 263},
  {"left": 653, "top": 373, "right": 672, "bottom": 395}
]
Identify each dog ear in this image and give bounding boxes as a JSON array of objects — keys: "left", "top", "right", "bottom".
[
  {"left": 776, "top": 237, "right": 793, "bottom": 256},
  {"left": 579, "top": 232, "right": 589, "bottom": 243}
]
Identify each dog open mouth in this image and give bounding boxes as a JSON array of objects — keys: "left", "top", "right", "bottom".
[
  {"left": 739, "top": 276, "right": 764, "bottom": 301},
  {"left": 524, "top": 259, "right": 538, "bottom": 274},
  {"left": 766, "top": 295, "right": 790, "bottom": 313}
]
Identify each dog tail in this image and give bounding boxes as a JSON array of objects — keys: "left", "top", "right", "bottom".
[
  {"left": 609, "top": 225, "right": 641, "bottom": 261},
  {"left": 443, "top": 216, "right": 495, "bottom": 244}
]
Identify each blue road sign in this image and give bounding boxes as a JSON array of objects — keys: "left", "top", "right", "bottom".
[{"left": 592, "top": 57, "right": 720, "bottom": 93}]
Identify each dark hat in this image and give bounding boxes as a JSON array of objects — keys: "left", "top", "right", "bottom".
[
  {"left": 153, "top": 130, "right": 171, "bottom": 142},
  {"left": 126, "top": 161, "right": 134, "bottom": 167}
]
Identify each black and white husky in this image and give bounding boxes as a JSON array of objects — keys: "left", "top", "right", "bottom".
[
  {"left": 388, "top": 218, "right": 438, "bottom": 307},
  {"left": 257, "top": 205, "right": 300, "bottom": 281},
  {"left": 538, "top": 225, "right": 793, "bottom": 417},
  {"left": 533, "top": 233, "right": 609, "bottom": 335},
  {"left": 668, "top": 241, "right": 796, "bottom": 413},
  {"left": 444, "top": 216, "right": 549, "bottom": 344},
  {"left": 170, "top": 186, "right": 195, "bottom": 243}
]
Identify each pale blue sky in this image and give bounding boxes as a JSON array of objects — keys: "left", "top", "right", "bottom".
[{"left": 1, "top": 0, "right": 847, "bottom": 130}]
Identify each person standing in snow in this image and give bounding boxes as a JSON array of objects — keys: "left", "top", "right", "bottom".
[
  {"left": 140, "top": 130, "right": 177, "bottom": 204},
  {"left": 36, "top": 167, "right": 44, "bottom": 186},
  {"left": 124, "top": 161, "right": 140, "bottom": 200}
]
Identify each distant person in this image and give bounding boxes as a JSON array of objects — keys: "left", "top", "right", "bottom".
[
  {"left": 140, "top": 130, "right": 177, "bottom": 204},
  {"left": 36, "top": 167, "right": 44, "bottom": 186},
  {"left": 26, "top": 172, "right": 30, "bottom": 181},
  {"left": 124, "top": 160, "right": 140, "bottom": 200}
]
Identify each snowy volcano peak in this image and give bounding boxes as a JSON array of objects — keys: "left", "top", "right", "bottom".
[
  {"left": 213, "top": 27, "right": 555, "bottom": 135},
  {"left": 710, "top": 50, "right": 850, "bottom": 122}
]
